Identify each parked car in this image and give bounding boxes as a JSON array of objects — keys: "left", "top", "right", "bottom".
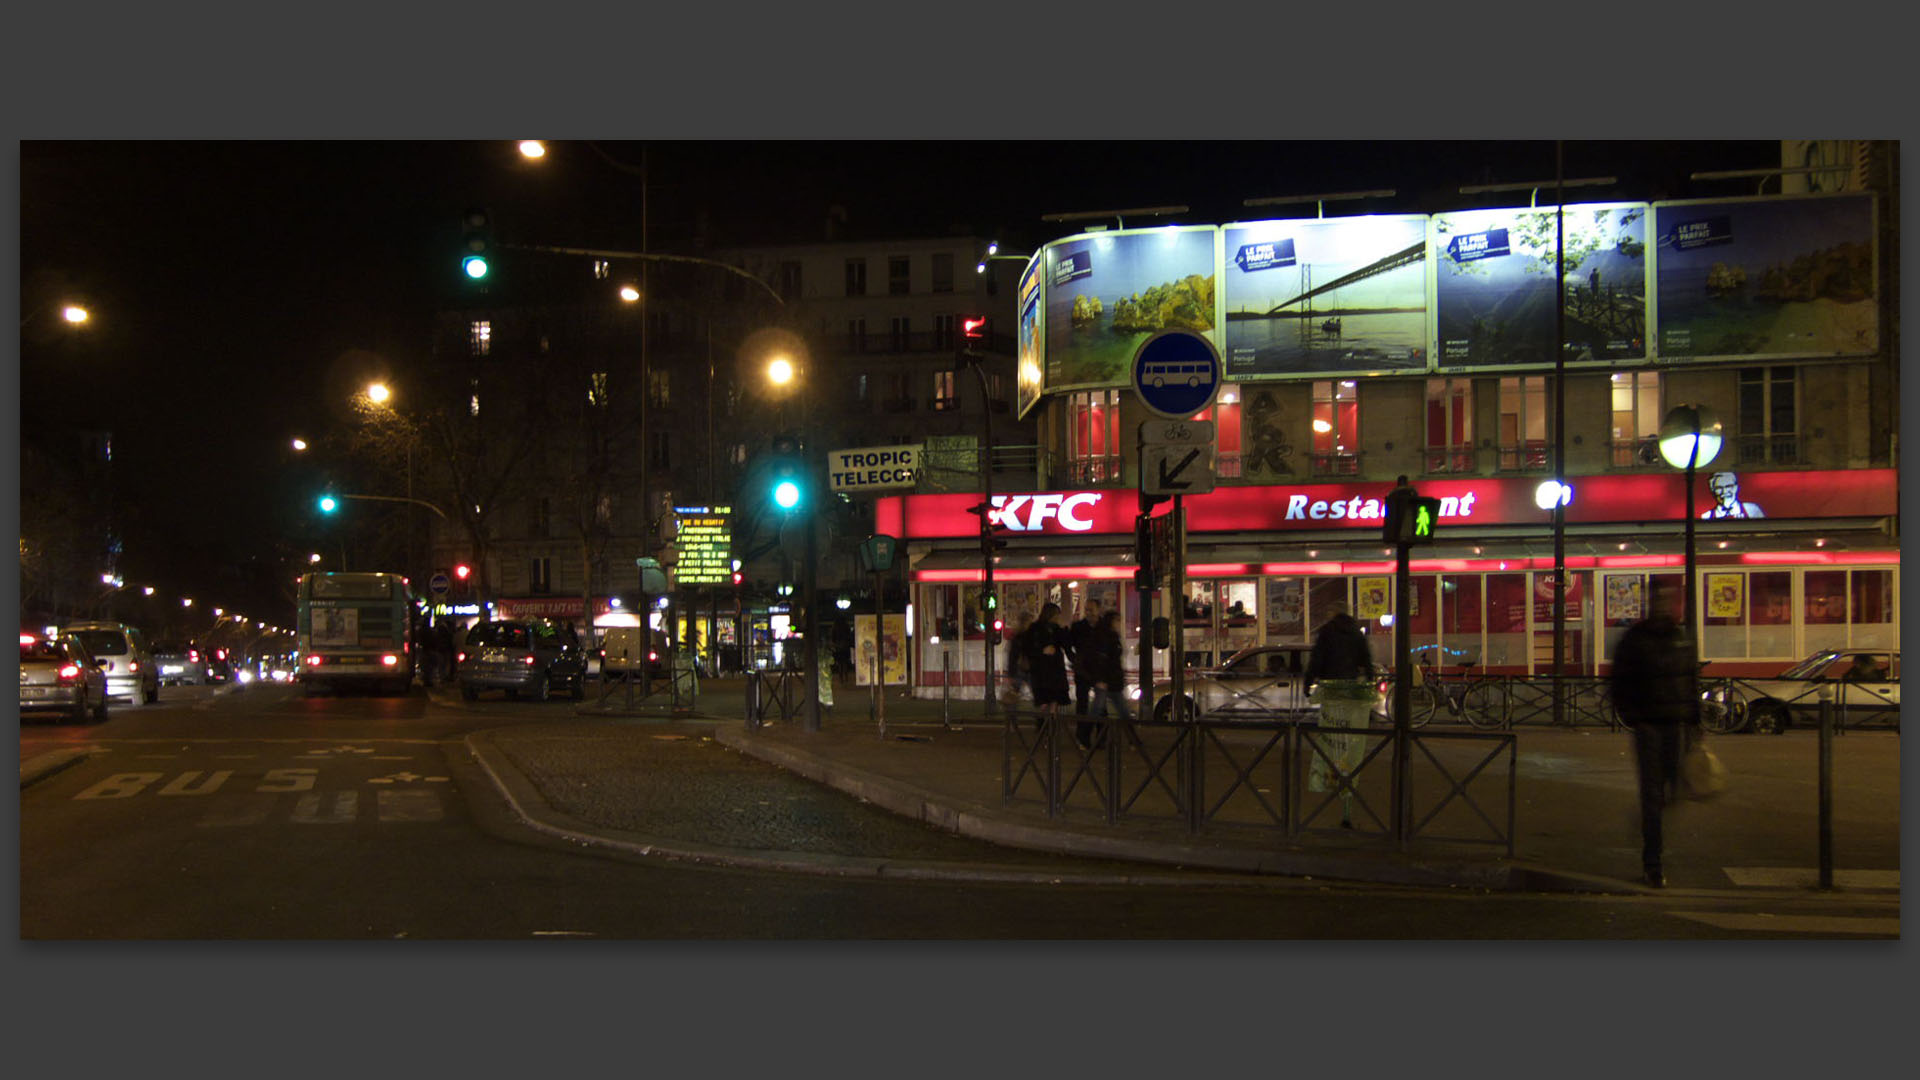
[
  {"left": 151, "top": 641, "right": 209, "bottom": 686},
  {"left": 1138, "top": 644, "right": 1320, "bottom": 722},
  {"left": 1737, "top": 649, "right": 1899, "bottom": 734},
  {"left": 19, "top": 631, "right": 110, "bottom": 722},
  {"left": 456, "top": 619, "right": 587, "bottom": 702},
  {"left": 61, "top": 621, "right": 159, "bottom": 705}
]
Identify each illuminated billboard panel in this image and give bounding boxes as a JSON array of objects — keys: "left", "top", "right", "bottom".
[
  {"left": 1014, "top": 253, "right": 1045, "bottom": 418},
  {"left": 1221, "top": 214, "right": 1428, "bottom": 378},
  {"left": 1043, "top": 226, "right": 1217, "bottom": 391},
  {"left": 1430, "top": 202, "right": 1649, "bottom": 369},
  {"left": 1653, "top": 193, "right": 1877, "bottom": 362}
]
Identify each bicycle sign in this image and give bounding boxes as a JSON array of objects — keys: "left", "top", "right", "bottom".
[{"left": 1131, "top": 330, "right": 1221, "bottom": 420}]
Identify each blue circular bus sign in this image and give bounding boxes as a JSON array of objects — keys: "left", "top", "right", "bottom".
[{"left": 1130, "top": 330, "right": 1221, "bottom": 420}]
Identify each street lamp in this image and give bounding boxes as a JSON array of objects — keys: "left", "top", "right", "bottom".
[{"left": 1660, "top": 404, "right": 1724, "bottom": 647}]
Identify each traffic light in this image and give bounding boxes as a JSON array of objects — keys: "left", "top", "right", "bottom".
[
  {"left": 453, "top": 563, "right": 472, "bottom": 581},
  {"left": 1410, "top": 496, "right": 1441, "bottom": 542},
  {"left": 1383, "top": 488, "right": 1442, "bottom": 545},
  {"left": 731, "top": 571, "right": 744, "bottom": 587},
  {"left": 769, "top": 433, "right": 804, "bottom": 513},
  {"left": 968, "top": 501, "right": 1009, "bottom": 558},
  {"left": 961, "top": 315, "right": 987, "bottom": 356},
  {"left": 460, "top": 207, "right": 492, "bottom": 282},
  {"left": 318, "top": 494, "right": 338, "bottom": 514},
  {"left": 989, "top": 617, "right": 1005, "bottom": 646}
]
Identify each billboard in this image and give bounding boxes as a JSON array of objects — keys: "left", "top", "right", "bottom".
[
  {"left": 854, "top": 613, "right": 908, "bottom": 686},
  {"left": 1222, "top": 215, "right": 1428, "bottom": 378},
  {"left": 1043, "top": 226, "right": 1217, "bottom": 391},
  {"left": 1653, "top": 193, "right": 1877, "bottom": 361},
  {"left": 1431, "top": 203, "right": 1649, "bottom": 368},
  {"left": 1014, "top": 253, "right": 1045, "bottom": 418}
]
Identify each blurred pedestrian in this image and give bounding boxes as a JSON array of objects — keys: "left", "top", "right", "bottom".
[
  {"left": 1609, "top": 578, "right": 1699, "bottom": 888},
  {"left": 1025, "top": 602, "right": 1072, "bottom": 735},
  {"left": 1305, "top": 600, "right": 1375, "bottom": 828},
  {"left": 1001, "top": 613, "right": 1034, "bottom": 724},
  {"left": 1067, "top": 599, "right": 1101, "bottom": 719},
  {"left": 1081, "top": 609, "right": 1133, "bottom": 750}
]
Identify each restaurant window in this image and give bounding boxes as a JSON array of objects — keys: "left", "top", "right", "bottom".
[
  {"left": 1496, "top": 375, "right": 1550, "bottom": 472},
  {"left": 1425, "top": 378, "right": 1474, "bottom": 473},
  {"left": 931, "top": 253, "right": 954, "bottom": 294},
  {"left": 1609, "top": 371, "right": 1662, "bottom": 467},
  {"left": 1806, "top": 568, "right": 1897, "bottom": 652},
  {"left": 845, "top": 258, "right": 867, "bottom": 297},
  {"left": 1738, "top": 366, "right": 1799, "bottom": 465},
  {"left": 1310, "top": 380, "right": 1359, "bottom": 476},
  {"left": 1702, "top": 570, "right": 1793, "bottom": 659},
  {"left": 469, "top": 319, "right": 491, "bottom": 357},
  {"left": 1264, "top": 577, "right": 1307, "bottom": 645},
  {"left": 1194, "top": 385, "right": 1243, "bottom": 478},
  {"left": 1067, "top": 389, "right": 1123, "bottom": 484},
  {"left": 847, "top": 318, "right": 867, "bottom": 353},
  {"left": 888, "top": 255, "right": 910, "bottom": 296}
]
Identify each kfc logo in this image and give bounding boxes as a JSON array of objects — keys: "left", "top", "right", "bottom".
[{"left": 990, "top": 492, "right": 1103, "bottom": 532}]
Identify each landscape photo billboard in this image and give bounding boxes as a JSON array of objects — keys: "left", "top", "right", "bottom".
[
  {"left": 1430, "top": 203, "right": 1650, "bottom": 369},
  {"left": 1222, "top": 214, "right": 1428, "bottom": 378},
  {"left": 1043, "top": 226, "right": 1217, "bottom": 390},
  {"left": 1653, "top": 193, "right": 1877, "bottom": 361}
]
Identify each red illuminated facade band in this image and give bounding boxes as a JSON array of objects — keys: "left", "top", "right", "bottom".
[{"left": 875, "top": 469, "right": 1896, "bottom": 540}]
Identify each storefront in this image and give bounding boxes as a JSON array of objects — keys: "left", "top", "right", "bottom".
[{"left": 878, "top": 469, "right": 1897, "bottom": 698}]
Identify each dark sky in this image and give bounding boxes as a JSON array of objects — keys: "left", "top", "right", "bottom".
[{"left": 20, "top": 139, "right": 1782, "bottom": 618}]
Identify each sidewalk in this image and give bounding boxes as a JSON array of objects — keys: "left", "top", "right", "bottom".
[{"left": 461, "top": 676, "right": 1902, "bottom": 897}]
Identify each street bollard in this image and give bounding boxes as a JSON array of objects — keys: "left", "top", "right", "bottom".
[
  {"left": 745, "top": 670, "right": 761, "bottom": 729},
  {"left": 1819, "top": 689, "right": 1834, "bottom": 890}
]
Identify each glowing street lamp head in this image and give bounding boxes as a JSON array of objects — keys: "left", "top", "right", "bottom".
[
  {"left": 365, "top": 382, "right": 391, "bottom": 405},
  {"left": 291, "top": 438, "right": 308, "bottom": 452},
  {"left": 62, "top": 305, "right": 90, "bottom": 324},
  {"left": 309, "top": 553, "right": 322, "bottom": 564},
  {"left": 619, "top": 285, "right": 641, "bottom": 302},
  {"left": 767, "top": 356, "right": 795, "bottom": 385},
  {"left": 518, "top": 140, "right": 547, "bottom": 159},
  {"left": 1659, "top": 404, "right": 1724, "bottom": 470}
]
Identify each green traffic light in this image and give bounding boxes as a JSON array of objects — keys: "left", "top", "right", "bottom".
[
  {"left": 462, "top": 255, "right": 490, "bottom": 280},
  {"left": 773, "top": 480, "right": 801, "bottom": 510},
  {"left": 318, "top": 495, "right": 338, "bottom": 514}
]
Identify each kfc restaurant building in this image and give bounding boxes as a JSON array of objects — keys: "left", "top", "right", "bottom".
[{"left": 875, "top": 468, "right": 1898, "bottom": 699}]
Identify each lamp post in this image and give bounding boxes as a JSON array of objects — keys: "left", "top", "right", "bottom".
[{"left": 1659, "top": 404, "right": 1724, "bottom": 648}]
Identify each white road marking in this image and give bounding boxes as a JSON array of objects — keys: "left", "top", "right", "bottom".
[
  {"left": 1722, "top": 867, "right": 1900, "bottom": 890},
  {"left": 368, "top": 771, "right": 423, "bottom": 784},
  {"left": 214, "top": 755, "right": 257, "bottom": 760},
  {"left": 159, "top": 770, "right": 234, "bottom": 796},
  {"left": 73, "top": 773, "right": 165, "bottom": 799},
  {"left": 292, "top": 791, "right": 360, "bottom": 824},
  {"left": 532, "top": 930, "right": 596, "bottom": 937},
  {"left": 371, "top": 755, "right": 413, "bottom": 761},
  {"left": 376, "top": 790, "right": 443, "bottom": 822},
  {"left": 1668, "top": 911, "right": 1899, "bottom": 936}
]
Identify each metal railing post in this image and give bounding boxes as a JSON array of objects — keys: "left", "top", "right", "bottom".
[
  {"left": 941, "top": 650, "right": 952, "bottom": 728},
  {"left": 1819, "top": 690, "right": 1834, "bottom": 890}
]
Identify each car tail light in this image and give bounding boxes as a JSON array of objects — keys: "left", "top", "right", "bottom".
[
  {"left": 381, "top": 654, "right": 399, "bottom": 666},
  {"left": 305, "top": 655, "right": 323, "bottom": 666},
  {"left": 58, "top": 663, "right": 83, "bottom": 682},
  {"left": 456, "top": 651, "right": 467, "bottom": 663},
  {"left": 20, "top": 633, "right": 37, "bottom": 646},
  {"left": 189, "top": 649, "right": 201, "bottom": 662},
  {"left": 523, "top": 654, "right": 537, "bottom": 665},
  {"left": 128, "top": 661, "right": 140, "bottom": 673}
]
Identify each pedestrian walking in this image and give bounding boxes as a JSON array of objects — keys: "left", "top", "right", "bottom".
[
  {"left": 1609, "top": 578, "right": 1700, "bottom": 888},
  {"left": 1025, "top": 602, "right": 1072, "bottom": 735},
  {"left": 1067, "top": 599, "right": 1101, "bottom": 718},
  {"left": 1305, "top": 600, "right": 1375, "bottom": 828},
  {"left": 1080, "top": 609, "right": 1134, "bottom": 750},
  {"left": 1001, "top": 613, "right": 1034, "bottom": 725}
]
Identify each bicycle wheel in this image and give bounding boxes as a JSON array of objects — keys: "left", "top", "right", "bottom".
[
  {"left": 1700, "top": 688, "right": 1749, "bottom": 735},
  {"left": 1413, "top": 682, "right": 1443, "bottom": 727},
  {"left": 1461, "top": 681, "right": 1508, "bottom": 730}
]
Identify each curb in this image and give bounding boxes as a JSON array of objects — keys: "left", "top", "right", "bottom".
[{"left": 21, "top": 748, "right": 93, "bottom": 789}]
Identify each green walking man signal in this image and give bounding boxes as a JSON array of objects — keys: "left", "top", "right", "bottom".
[{"left": 1382, "top": 482, "right": 1442, "bottom": 546}]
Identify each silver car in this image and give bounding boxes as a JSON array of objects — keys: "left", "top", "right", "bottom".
[
  {"left": 19, "top": 631, "right": 111, "bottom": 722},
  {"left": 1737, "top": 649, "right": 1900, "bottom": 734},
  {"left": 62, "top": 621, "right": 159, "bottom": 705},
  {"left": 1143, "top": 644, "right": 1321, "bottom": 722}
]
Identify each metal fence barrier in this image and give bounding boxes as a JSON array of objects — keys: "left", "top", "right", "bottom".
[{"left": 745, "top": 669, "right": 804, "bottom": 729}]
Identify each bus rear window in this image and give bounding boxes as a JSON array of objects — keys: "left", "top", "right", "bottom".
[{"left": 310, "top": 575, "right": 397, "bottom": 600}]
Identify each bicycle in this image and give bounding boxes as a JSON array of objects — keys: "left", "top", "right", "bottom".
[
  {"left": 1416, "top": 657, "right": 1508, "bottom": 730},
  {"left": 1698, "top": 664, "right": 1749, "bottom": 735}
]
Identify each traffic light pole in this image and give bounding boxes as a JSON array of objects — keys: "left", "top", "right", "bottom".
[
  {"left": 802, "top": 497, "right": 822, "bottom": 732},
  {"left": 967, "top": 355, "right": 997, "bottom": 719},
  {"left": 1393, "top": 538, "right": 1412, "bottom": 851}
]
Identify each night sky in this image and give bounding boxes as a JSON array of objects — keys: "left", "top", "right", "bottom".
[{"left": 19, "top": 139, "right": 1782, "bottom": 620}]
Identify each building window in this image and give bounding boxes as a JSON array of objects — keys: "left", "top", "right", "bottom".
[
  {"left": 1425, "top": 378, "right": 1474, "bottom": 473},
  {"left": 778, "top": 260, "right": 802, "bottom": 301},
  {"left": 592, "top": 260, "right": 610, "bottom": 280},
  {"left": 731, "top": 442, "right": 748, "bottom": 466},
  {"left": 1608, "top": 371, "right": 1662, "bottom": 467},
  {"left": 845, "top": 258, "right": 867, "bottom": 297},
  {"left": 888, "top": 255, "right": 910, "bottom": 296},
  {"left": 932, "top": 370, "right": 958, "bottom": 410},
  {"left": 847, "top": 318, "right": 867, "bottom": 353},
  {"left": 647, "top": 310, "right": 670, "bottom": 344},
  {"left": 1311, "top": 380, "right": 1360, "bottom": 476},
  {"left": 985, "top": 371, "right": 1008, "bottom": 413},
  {"left": 588, "top": 372, "right": 608, "bottom": 408},
  {"left": 890, "top": 316, "right": 910, "bottom": 352},
  {"left": 883, "top": 371, "right": 913, "bottom": 413},
  {"left": 1194, "top": 386, "right": 1242, "bottom": 477},
  {"left": 1738, "top": 366, "right": 1799, "bottom": 465},
  {"left": 531, "top": 498, "right": 550, "bottom": 539},
  {"left": 932, "top": 313, "right": 955, "bottom": 351},
  {"left": 856, "top": 374, "right": 869, "bottom": 402},
  {"left": 530, "top": 557, "right": 552, "bottom": 596},
  {"left": 469, "top": 320, "right": 491, "bottom": 357},
  {"left": 648, "top": 369, "right": 670, "bottom": 409},
  {"left": 469, "top": 379, "right": 480, "bottom": 418},
  {"left": 1068, "top": 389, "right": 1123, "bottom": 484},
  {"left": 932, "top": 253, "right": 954, "bottom": 294},
  {"left": 1496, "top": 376, "right": 1550, "bottom": 472},
  {"left": 649, "top": 431, "right": 672, "bottom": 470}
]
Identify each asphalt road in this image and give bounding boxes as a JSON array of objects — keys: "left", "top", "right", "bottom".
[{"left": 19, "top": 682, "right": 1899, "bottom": 939}]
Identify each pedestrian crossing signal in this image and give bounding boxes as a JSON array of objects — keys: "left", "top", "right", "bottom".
[{"left": 1383, "top": 488, "right": 1442, "bottom": 545}]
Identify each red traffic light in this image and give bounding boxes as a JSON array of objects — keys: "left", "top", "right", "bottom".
[
  {"left": 454, "top": 564, "right": 472, "bottom": 581},
  {"left": 962, "top": 316, "right": 987, "bottom": 341},
  {"left": 731, "top": 572, "right": 744, "bottom": 586}
]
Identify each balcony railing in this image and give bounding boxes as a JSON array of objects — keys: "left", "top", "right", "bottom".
[
  {"left": 1496, "top": 441, "right": 1549, "bottom": 472},
  {"left": 1609, "top": 436, "right": 1663, "bottom": 469},
  {"left": 1424, "top": 446, "right": 1475, "bottom": 474},
  {"left": 1066, "top": 455, "right": 1124, "bottom": 485},
  {"left": 1311, "top": 451, "right": 1360, "bottom": 477},
  {"left": 1735, "top": 434, "right": 1800, "bottom": 466}
]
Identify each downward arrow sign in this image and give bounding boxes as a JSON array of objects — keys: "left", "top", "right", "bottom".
[{"left": 1158, "top": 448, "right": 1201, "bottom": 489}]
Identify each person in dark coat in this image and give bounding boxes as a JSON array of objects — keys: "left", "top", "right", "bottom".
[
  {"left": 1079, "top": 609, "right": 1133, "bottom": 750},
  {"left": 1001, "top": 613, "right": 1034, "bottom": 724},
  {"left": 1305, "top": 600, "right": 1375, "bottom": 827},
  {"left": 1609, "top": 578, "right": 1700, "bottom": 888},
  {"left": 1066, "top": 599, "right": 1101, "bottom": 718},
  {"left": 1025, "top": 601, "right": 1072, "bottom": 733}
]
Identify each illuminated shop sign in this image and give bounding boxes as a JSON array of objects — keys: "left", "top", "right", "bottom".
[{"left": 876, "top": 469, "right": 1895, "bottom": 540}]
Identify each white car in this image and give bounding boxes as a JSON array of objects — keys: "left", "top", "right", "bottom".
[
  {"left": 1735, "top": 649, "right": 1899, "bottom": 734},
  {"left": 1142, "top": 645, "right": 1321, "bottom": 723}
]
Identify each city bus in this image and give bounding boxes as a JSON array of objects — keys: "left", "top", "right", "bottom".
[{"left": 295, "top": 571, "right": 416, "bottom": 696}]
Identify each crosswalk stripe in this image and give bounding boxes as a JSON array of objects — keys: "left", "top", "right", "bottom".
[
  {"left": 1722, "top": 867, "right": 1900, "bottom": 890},
  {"left": 1669, "top": 911, "right": 1899, "bottom": 936}
]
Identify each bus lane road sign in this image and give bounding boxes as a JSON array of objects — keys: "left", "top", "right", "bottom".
[
  {"left": 1139, "top": 419, "right": 1216, "bottom": 496},
  {"left": 1130, "top": 329, "right": 1221, "bottom": 421}
]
